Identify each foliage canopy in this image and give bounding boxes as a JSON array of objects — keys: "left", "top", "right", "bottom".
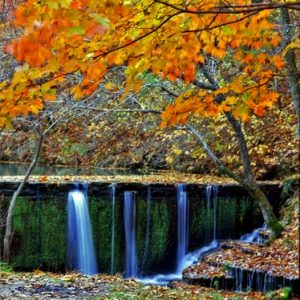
[{"left": 0, "top": 0, "right": 297, "bottom": 126}]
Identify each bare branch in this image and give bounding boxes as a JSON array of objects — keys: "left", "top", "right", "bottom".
[{"left": 154, "top": 0, "right": 300, "bottom": 14}]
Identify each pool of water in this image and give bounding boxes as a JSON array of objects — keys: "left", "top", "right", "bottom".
[{"left": 0, "top": 162, "right": 149, "bottom": 176}]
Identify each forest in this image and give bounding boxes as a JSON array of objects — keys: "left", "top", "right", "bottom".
[{"left": 0, "top": 0, "right": 299, "bottom": 299}]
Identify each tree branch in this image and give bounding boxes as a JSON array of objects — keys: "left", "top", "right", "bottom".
[
  {"left": 154, "top": 0, "right": 300, "bottom": 14},
  {"left": 192, "top": 79, "right": 216, "bottom": 91},
  {"left": 76, "top": 106, "right": 162, "bottom": 114},
  {"left": 185, "top": 123, "right": 246, "bottom": 185}
]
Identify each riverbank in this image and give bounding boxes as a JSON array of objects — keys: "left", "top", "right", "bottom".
[{"left": 0, "top": 271, "right": 290, "bottom": 299}]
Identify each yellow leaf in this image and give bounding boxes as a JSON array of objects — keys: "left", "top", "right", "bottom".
[{"left": 104, "top": 82, "right": 117, "bottom": 90}]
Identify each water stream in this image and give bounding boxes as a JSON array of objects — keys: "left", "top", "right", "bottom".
[
  {"left": 240, "top": 223, "right": 267, "bottom": 244},
  {"left": 124, "top": 191, "right": 138, "bottom": 278},
  {"left": 8, "top": 181, "right": 296, "bottom": 293},
  {"left": 139, "top": 184, "right": 220, "bottom": 284},
  {"left": 67, "top": 184, "right": 97, "bottom": 275},
  {"left": 205, "top": 185, "right": 218, "bottom": 241},
  {"left": 11, "top": 182, "right": 271, "bottom": 286},
  {"left": 176, "top": 184, "right": 189, "bottom": 273}
]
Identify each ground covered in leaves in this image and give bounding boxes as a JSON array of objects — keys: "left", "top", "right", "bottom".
[
  {"left": 206, "top": 212, "right": 298, "bottom": 279},
  {"left": 0, "top": 173, "right": 281, "bottom": 185},
  {"left": 183, "top": 194, "right": 299, "bottom": 296},
  {"left": 0, "top": 271, "right": 285, "bottom": 300}
]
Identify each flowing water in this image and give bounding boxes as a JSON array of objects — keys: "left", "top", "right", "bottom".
[
  {"left": 205, "top": 185, "right": 218, "bottom": 241},
  {"left": 67, "top": 184, "right": 97, "bottom": 275},
  {"left": 240, "top": 223, "right": 267, "bottom": 244},
  {"left": 124, "top": 191, "right": 137, "bottom": 278},
  {"left": 139, "top": 184, "right": 219, "bottom": 284},
  {"left": 176, "top": 184, "right": 189, "bottom": 273},
  {"left": 9, "top": 183, "right": 264, "bottom": 277},
  {"left": 6, "top": 182, "right": 296, "bottom": 293}
]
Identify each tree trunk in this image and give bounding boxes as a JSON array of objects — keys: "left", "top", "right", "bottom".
[
  {"left": 225, "top": 112, "right": 278, "bottom": 225},
  {"left": 225, "top": 112, "right": 254, "bottom": 182},
  {"left": 245, "top": 181, "right": 278, "bottom": 226},
  {"left": 280, "top": 8, "right": 300, "bottom": 136},
  {"left": 3, "top": 134, "right": 43, "bottom": 262},
  {"left": 187, "top": 121, "right": 278, "bottom": 228}
]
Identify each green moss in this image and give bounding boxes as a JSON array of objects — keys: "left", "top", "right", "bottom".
[
  {"left": 12, "top": 197, "right": 66, "bottom": 271},
  {"left": 268, "top": 218, "right": 284, "bottom": 238},
  {"left": 190, "top": 199, "right": 208, "bottom": 243},
  {"left": 89, "top": 196, "right": 115, "bottom": 273},
  {"left": 281, "top": 175, "right": 300, "bottom": 199},
  {"left": 210, "top": 293, "right": 225, "bottom": 300},
  {"left": 136, "top": 198, "right": 148, "bottom": 261},
  {"left": 265, "top": 287, "right": 292, "bottom": 300},
  {"left": 212, "top": 278, "right": 221, "bottom": 290},
  {"left": 0, "top": 261, "right": 14, "bottom": 272},
  {"left": 146, "top": 200, "right": 170, "bottom": 267}
]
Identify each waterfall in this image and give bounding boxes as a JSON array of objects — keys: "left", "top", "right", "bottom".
[
  {"left": 67, "top": 184, "right": 97, "bottom": 275},
  {"left": 240, "top": 223, "right": 267, "bottom": 244},
  {"left": 110, "top": 183, "right": 116, "bottom": 275},
  {"left": 176, "top": 184, "right": 189, "bottom": 273},
  {"left": 235, "top": 268, "right": 244, "bottom": 291},
  {"left": 141, "top": 185, "right": 151, "bottom": 275},
  {"left": 247, "top": 269, "right": 255, "bottom": 290},
  {"left": 124, "top": 191, "right": 137, "bottom": 278},
  {"left": 205, "top": 185, "right": 218, "bottom": 241},
  {"left": 139, "top": 240, "right": 219, "bottom": 285},
  {"left": 177, "top": 240, "right": 219, "bottom": 273}
]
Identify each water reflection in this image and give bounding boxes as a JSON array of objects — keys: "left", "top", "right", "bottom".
[{"left": 0, "top": 163, "right": 146, "bottom": 176}]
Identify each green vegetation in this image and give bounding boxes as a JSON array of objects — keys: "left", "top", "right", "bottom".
[
  {"left": 265, "top": 287, "right": 292, "bottom": 300},
  {"left": 7, "top": 192, "right": 265, "bottom": 277},
  {"left": 90, "top": 196, "right": 115, "bottom": 273},
  {"left": 0, "top": 261, "right": 13, "bottom": 272},
  {"left": 12, "top": 197, "right": 66, "bottom": 271},
  {"left": 146, "top": 200, "right": 170, "bottom": 269},
  {"left": 268, "top": 218, "right": 285, "bottom": 239},
  {"left": 281, "top": 175, "right": 300, "bottom": 199}
]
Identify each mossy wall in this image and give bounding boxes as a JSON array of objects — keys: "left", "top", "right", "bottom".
[
  {"left": 11, "top": 197, "right": 66, "bottom": 272},
  {"left": 2, "top": 184, "right": 263, "bottom": 275}
]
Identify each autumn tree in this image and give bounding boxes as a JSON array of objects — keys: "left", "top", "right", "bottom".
[
  {"left": 1, "top": 66, "right": 168, "bottom": 261},
  {"left": 2, "top": 99, "right": 79, "bottom": 261},
  {"left": 280, "top": 7, "right": 300, "bottom": 135},
  {"left": 0, "top": 0, "right": 299, "bottom": 230}
]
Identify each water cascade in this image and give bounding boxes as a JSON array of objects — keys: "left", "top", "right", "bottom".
[
  {"left": 240, "top": 223, "right": 267, "bottom": 244},
  {"left": 124, "top": 191, "right": 137, "bottom": 278},
  {"left": 205, "top": 185, "right": 218, "bottom": 241},
  {"left": 110, "top": 183, "right": 116, "bottom": 274},
  {"left": 178, "top": 240, "right": 219, "bottom": 274},
  {"left": 176, "top": 184, "right": 189, "bottom": 273},
  {"left": 226, "top": 266, "right": 297, "bottom": 292},
  {"left": 67, "top": 184, "right": 97, "bottom": 275}
]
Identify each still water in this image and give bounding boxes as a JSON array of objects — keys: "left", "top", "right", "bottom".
[{"left": 0, "top": 162, "right": 147, "bottom": 176}]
